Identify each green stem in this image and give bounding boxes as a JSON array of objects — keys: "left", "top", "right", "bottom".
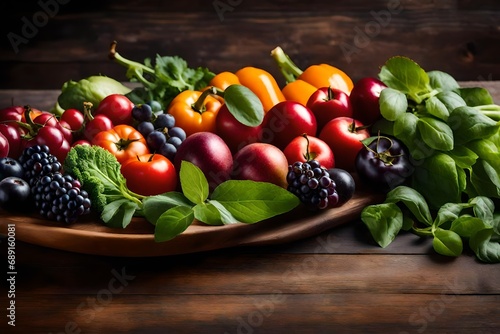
[
  {"left": 411, "top": 225, "right": 433, "bottom": 237},
  {"left": 270, "top": 46, "right": 303, "bottom": 83},
  {"left": 108, "top": 41, "right": 156, "bottom": 89},
  {"left": 192, "top": 86, "right": 218, "bottom": 113}
]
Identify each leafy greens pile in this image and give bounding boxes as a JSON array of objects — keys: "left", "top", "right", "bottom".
[{"left": 361, "top": 56, "right": 500, "bottom": 263}]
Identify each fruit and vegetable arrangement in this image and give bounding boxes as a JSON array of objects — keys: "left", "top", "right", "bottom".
[{"left": 0, "top": 42, "right": 499, "bottom": 263}]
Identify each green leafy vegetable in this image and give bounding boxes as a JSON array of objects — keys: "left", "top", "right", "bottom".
[
  {"left": 63, "top": 145, "right": 145, "bottom": 227},
  {"left": 109, "top": 41, "right": 215, "bottom": 109}
]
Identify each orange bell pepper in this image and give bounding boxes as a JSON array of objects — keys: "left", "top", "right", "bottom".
[
  {"left": 270, "top": 46, "right": 354, "bottom": 103},
  {"left": 167, "top": 88, "right": 222, "bottom": 137},
  {"left": 209, "top": 67, "right": 285, "bottom": 113}
]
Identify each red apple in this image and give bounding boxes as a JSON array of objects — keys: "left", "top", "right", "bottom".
[
  {"left": 174, "top": 132, "right": 233, "bottom": 190},
  {"left": 232, "top": 143, "right": 289, "bottom": 188},
  {"left": 283, "top": 135, "right": 335, "bottom": 169},
  {"left": 319, "top": 117, "right": 370, "bottom": 171},
  {"left": 306, "top": 87, "right": 353, "bottom": 132},
  {"left": 215, "top": 104, "right": 263, "bottom": 153},
  {"left": 0, "top": 133, "right": 9, "bottom": 158},
  {"left": 261, "top": 101, "right": 317, "bottom": 150},
  {"left": 349, "top": 77, "right": 387, "bottom": 125}
]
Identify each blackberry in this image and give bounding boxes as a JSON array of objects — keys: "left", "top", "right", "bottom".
[
  {"left": 18, "top": 145, "right": 62, "bottom": 187},
  {"left": 286, "top": 160, "right": 340, "bottom": 210},
  {"left": 19, "top": 145, "right": 91, "bottom": 224},
  {"left": 32, "top": 171, "right": 91, "bottom": 224}
]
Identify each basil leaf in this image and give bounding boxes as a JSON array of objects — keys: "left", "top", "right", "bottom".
[
  {"left": 211, "top": 180, "right": 300, "bottom": 224},
  {"left": 143, "top": 192, "right": 193, "bottom": 225},
  {"left": 435, "top": 91, "right": 466, "bottom": 112},
  {"left": 154, "top": 206, "right": 195, "bottom": 242},
  {"left": 209, "top": 200, "right": 240, "bottom": 225},
  {"left": 469, "top": 196, "right": 495, "bottom": 223},
  {"left": 469, "top": 228, "right": 500, "bottom": 263},
  {"left": 361, "top": 203, "right": 403, "bottom": 248},
  {"left": 425, "top": 96, "right": 449, "bottom": 120},
  {"left": 378, "top": 56, "right": 430, "bottom": 97},
  {"left": 448, "top": 106, "right": 500, "bottom": 145},
  {"left": 179, "top": 160, "right": 209, "bottom": 204},
  {"left": 411, "top": 153, "right": 462, "bottom": 209},
  {"left": 417, "top": 117, "right": 454, "bottom": 151},
  {"left": 379, "top": 88, "right": 408, "bottom": 121},
  {"left": 427, "top": 70, "right": 460, "bottom": 91},
  {"left": 432, "top": 228, "right": 463, "bottom": 257},
  {"left": 451, "top": 216, "right": 490, "bottom": 238},
  {"left": 224, "top": 84, "right": 264, "bottom": 127},
  {"left": 447, "top": 146, "right": 478, "bottom": 169},
  {"left": 101, "top": 199, "right": 139, "bottom": 228},
  {"left": 469, "top": 159, "right": 500, "bottom": 198},
  {"left": 434, "top": 202, "right": 472, "bottom": 227},
  {"left": 458, "top": 87, "right": 495, "bottom": 107},
  {"left": 385, "top": 186, "right": 433, "bottom": 225},
  {"left": 193, "top": 202, "right": 223, "bottom": 226}
]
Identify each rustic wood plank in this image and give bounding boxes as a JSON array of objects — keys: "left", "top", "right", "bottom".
[
  {"left": 12, "top": 254, "right": 499, "bottom": 295},
  {"left": 10, "top": 294, "right": 500, "bottom": 334},
  {"left": 1, "top": 2, "right": 499, "bottom": 89}
]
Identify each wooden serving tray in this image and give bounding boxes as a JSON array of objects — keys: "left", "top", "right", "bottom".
[{"left": 0, "top": 190, "right": 383, "bottom": 257}]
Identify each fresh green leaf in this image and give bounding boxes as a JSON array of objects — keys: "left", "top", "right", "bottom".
[
  {"left": 209, "top": 200, "right": 240, "bottom": 225},
  {"left": 458, "top": 87, "right": 495, "bottom": 107},
  {"left": 379, "top": 88, "right": 408, "bottom": 121},
  {"left": 447, "top": 146, "right": 478, "bottom": 169},
  {"left": 469, "top": 196, "right": 495, "bottom": 223},
  {"left": 385, "top": 186, "right": 433, "bottom": 225},
  {"left": 425, "top": 96, "right": 449, "bottom": 120},
  {"left": 378, "top": 56, "right": 431, "bottom": 100},
  {"left": 224, "top": 84, "right": 265, "bottom": 127},
  {"left": 468, "top": 159, "right": 500, "bottom": 198},
  {"left": 417, "top": 117, "right": 454, "bottom": 151},
  {"left": 411, "top": 153, "right": 462, "bottom": 209},
  {"left": 143, "top": 192, "right": 193, "bottom": 225},
  {"left": 393, "top": 113, "right": 418, "bottom": 147},
  {"left": 469, "top": 228, "right": 500, "bottom": 263},
  {"left": 180, "top": 160, "right": 209, "bottom": 205},
  {"left": 154, "top": 206, "right": 195, "bottom": 242},
  {"left": 432, "top": 228, "right": 463, "bottom": 257},
  {"left": 448, "top": 106, "right": 500, "bottom": 145},
  {"left": 435, "top": 91, "right": 466, "bottom": 112},
  {"left": 193, "top": 202, "right": 223, "bottom": 226},
  {"left": 361, "top": 203, "right": 403, "bottom": 248},
  {"left": 63, "top": 145, "right": 145, "bottom": 228},
  {"left": 434, "top": 202, "right": 471, "bottom": 227},
  {"left": 210, "top": 180, "right": 300, "bottom": 224},
  {"left": 101, "top": 199, "right": 139, "bottom": 228},
  {"left": 450, "top": 216, "right": 490, "bottom": 238},
  {"left": 427, "top": 70, "right": 460, "bottom": 91},
  {"left": 370, "top": 117, "right": 395, "bottom": 137}
]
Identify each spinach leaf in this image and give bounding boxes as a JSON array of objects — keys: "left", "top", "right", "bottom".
[
  {"left": 469, "top": 228, "right": 500, "bottom": 263},
  {"left": 385, "top": 186, "right": 433, "bottom": 225},
  {"left": 425, "top": 95, "right": 449, "bottom": 120},
  {"left": 379, "top": 88, "right": 408, "bottom": 121},
  {"left": 427, "top": 70, "right": 460, "bottom": 91},
  {"left": 154, "top": 206, "right": 195, "bottom": 242},
  {"left": 458, "top": 87, "right": 495, "bottom": 106},
  {"left": 417, "top": 117, "right": 454, "bottom": 151},
  {"left": 432, "top": 228, "right": 463, "bottom": 257},
  {"left": 361, "top": 203, "right": 403, "bottom": 248}
]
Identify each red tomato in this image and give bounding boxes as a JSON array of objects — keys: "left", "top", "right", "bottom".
[
  {"left": 94, "top": 94, "right": 135, "bottom": 125},
  {"left": 84, "top": 114, "right": 114, "bottom": 141},
  {"left": 24, "top": 126, "right": 70, "bottom": 163},
  {"left": 319, "top": 117, "right": 370, "bottom": 171},
  {"left": 60, "top": 108, "right": 85, "bottom": 131},
  {"left": 33, "top": 112, "right": 58, "bottom": 127},
  {"left": 283, "top": 135, "right": 335, "bottom": 169},
  {"left": 121, "top": 154, "right": 177, "bottom": 196},
  {"left": 0, "top": 124, "right": 23, "bottom": 159},
  {"left": 92, "top": 124, "right": 150, "bottom": 164}
]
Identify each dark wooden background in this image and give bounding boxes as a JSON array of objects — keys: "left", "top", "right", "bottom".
[{"left": 1, "top": 0, "right": 499, "bottom": 90}]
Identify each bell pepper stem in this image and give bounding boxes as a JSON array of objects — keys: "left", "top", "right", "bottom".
[
  {"left": 108, "top": 41, "right": 156, "bottom": 89},
  {"left": 192, "top": 86, "right": 218, "bottom": 113},
  {"left": 270, "top": 46, "right": 304, "bottom": 83}
]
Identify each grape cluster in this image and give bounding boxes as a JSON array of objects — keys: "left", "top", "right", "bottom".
[
  {"left": 19, "top": 145, "right": 91, "bottom": 224},
  {"left": 132, "top": 102, "right": 186, "bottom": 161},
  {"left": 286, "top": 160, "right": 340, "bottom": 210}
]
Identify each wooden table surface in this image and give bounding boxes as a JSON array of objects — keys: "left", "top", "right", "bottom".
[{"left": 0, "top": 84, "right": 499, "bottom": 334}]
